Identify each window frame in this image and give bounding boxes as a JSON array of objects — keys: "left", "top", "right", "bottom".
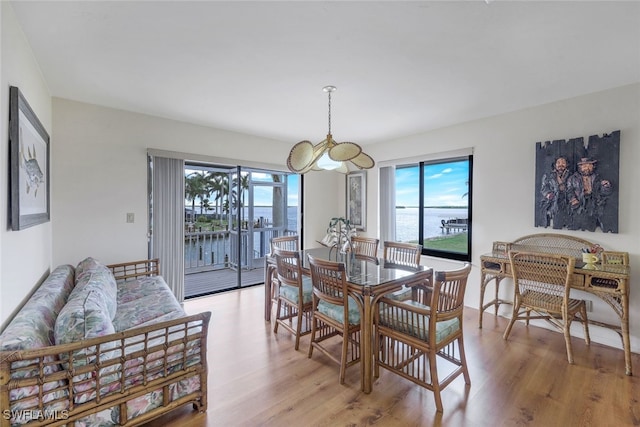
[{"left": 396, "top": 155, "right": 473, "bottom": 262}]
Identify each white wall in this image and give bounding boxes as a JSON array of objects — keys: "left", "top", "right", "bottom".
[
  {"left": 367, "top": 83, "right": 640, "bottom": 351},
  {"left": 50, "top": 98, "right": 307, "bottom": 267},
  {"left": 0, "top": 3, "right": 53, "bottom": 326}
]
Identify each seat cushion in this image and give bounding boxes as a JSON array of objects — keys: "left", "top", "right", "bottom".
[
  {"left": 317, "top": 296, "right": 360, "bottom": 325},
  {"left": 113, "top": 276, "right": 186, "bottom": 332},
  {"left": 379, "top": 300, "right": 460, "bottom": 344},
  {"left": 278, "top": 276, "right": 313, "bottom": 304}
]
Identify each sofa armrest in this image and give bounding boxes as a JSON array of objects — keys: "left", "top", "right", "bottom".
[{"left": 107, "top": 258, "right": 160, "bottom": 282}]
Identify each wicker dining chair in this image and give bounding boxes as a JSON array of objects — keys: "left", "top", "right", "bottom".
[
  {"left": 272, "top": 247, "right": 312, "bottom": 350},
  {"left": 269, "top": 235, "right": 300, "bottom": 311},
  {"left": 350, "top": 236, "right": 379, "bottom": 258},
  {"left": 503, "top": 251, "right": 590, "bottom": 364},
  {"left": 383, "top": 241, "right": 423, "bottom": 300},
  {"left": 383, "top": 241, "right": 422, "bottom": 265},
  {"left": 307, "top": 254, "right": 362, "bottom": 385},
  {"left": 600, "top": 251, "right": 629, "bottom": 265},
  {"left": 375, "top": 263, "right": 472, "bottom": 412}
]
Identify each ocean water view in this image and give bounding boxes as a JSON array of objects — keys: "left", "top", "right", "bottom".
[
  {"left": 396, "top": 207, "right": 468, "bottom": 242},
  {"left": 187, "top": 206, "right": 466, "bottom": 239}
]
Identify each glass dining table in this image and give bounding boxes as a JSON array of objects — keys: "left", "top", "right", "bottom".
[{"left": 264, "top": 246, "right": 432, "bottom": 393}]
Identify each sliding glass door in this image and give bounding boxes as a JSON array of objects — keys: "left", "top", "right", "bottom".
[{"left": 183, "top": 163, "right": 298, "bottom": 297}]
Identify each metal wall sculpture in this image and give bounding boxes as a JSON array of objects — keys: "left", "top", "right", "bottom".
[{"left": 534, "top": 130, "right": 620, "bottom": 233}]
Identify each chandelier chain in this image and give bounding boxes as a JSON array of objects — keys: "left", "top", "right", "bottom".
[{"left": 327, "top": 91, "right": 332, "bottom": 135}]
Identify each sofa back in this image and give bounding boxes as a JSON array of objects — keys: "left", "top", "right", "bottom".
[{"left": 0, "top": 264, "right": 75, "bottom": 351}]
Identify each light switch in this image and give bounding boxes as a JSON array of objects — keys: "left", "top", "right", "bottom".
[{"left": 126, "top": 213, "right": 135, "bottom": 223}]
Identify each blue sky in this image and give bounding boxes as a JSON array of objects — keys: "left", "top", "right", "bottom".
[{"left": 395, "top": 160, "right": 469, "bottom": 207}]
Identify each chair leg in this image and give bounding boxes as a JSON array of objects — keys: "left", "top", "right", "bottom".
[
  {"left": 274, "top": 299, "right": 282, "bottom": 333},
  {"left": 339, "top": 326, "right": 348, "bottom": 385},
  {"left": 580, "top": 305, "right": 591, "bottom": 345},
  {"left": 294, "top": 308, "right": 303, "bottom": 350},
  {"left": 458, "top": 336, "right": 471, "bottom": 385},
  {"left": 562, "top": 311, "right": 574, "bottom": 364},
  {"left": 308, "top": 314, "right": 317, "bottom": 358},
  {"left": 428, "top": 350, "right": 443, "bottom": 412},
  {"left": 503, "top": 301, "right": 521, "bottom": 340}
]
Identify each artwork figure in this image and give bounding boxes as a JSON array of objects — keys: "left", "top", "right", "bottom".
[
  {"left": 20, "top": 140, "right": 44, "bottom": 197},
  {"left": 567, "top": 157, "right": 613, "bottom": 232},
  {"left": 540, "top": 156, "right": 571, "bottom": 229}
]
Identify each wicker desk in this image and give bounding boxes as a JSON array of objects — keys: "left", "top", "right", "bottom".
[{"left": 479, "top": 234, "right": 631, "bottom": 375}]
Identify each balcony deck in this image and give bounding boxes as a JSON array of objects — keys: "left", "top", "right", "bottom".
[{"left": 185, "top": 266, "right": 265, "bottom": 298}]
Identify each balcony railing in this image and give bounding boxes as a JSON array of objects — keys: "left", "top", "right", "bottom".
[{"left": 185, "top": 228, "right": 295, "bottom": 274}]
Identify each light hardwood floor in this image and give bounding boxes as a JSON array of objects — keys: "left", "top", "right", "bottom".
[{"left": 146, "top": 286, "right": 639, "bottom": 426}]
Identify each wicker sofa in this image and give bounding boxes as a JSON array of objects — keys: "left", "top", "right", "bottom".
[{"left": 0, "top": 257, "right": 211, "bottom": 427}]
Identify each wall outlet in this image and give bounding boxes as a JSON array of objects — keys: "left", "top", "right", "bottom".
[{"left": 126, "top": 213, "right": 135, "bottom": 223}]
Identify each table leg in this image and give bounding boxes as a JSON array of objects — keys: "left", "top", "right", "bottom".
[
  {"left": 622, "top": 294, "right": 632, "bottom": 375},
  {"left": 264, "top": 261, "right": 273, "bottom": 321},
  {"left": 361, "top": 288, "right": 373, "bottom": 393},
  {"left": 479, "top": 272, "right": 509, "bottom": 329},
  {"left": 479, "top": 271, "right": 488, "bottom": 329}
]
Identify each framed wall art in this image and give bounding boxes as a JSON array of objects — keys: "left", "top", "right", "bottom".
[
  {"left": 346, "top": 170, "right": 366, "bottom": 231},
  {"left": 534, "top": 130, "right": 619, "bottom": 233},
  {"left": 9, "top": 86, "right": 50, "bottom": 230}
]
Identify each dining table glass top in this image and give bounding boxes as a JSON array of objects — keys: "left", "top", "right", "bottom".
[{"left": 301, "top": 247, "right": 427, "bottom": 287}]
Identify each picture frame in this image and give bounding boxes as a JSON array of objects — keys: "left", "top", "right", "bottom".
[
  {"left": 346, "top": 170, "right": 366, "bottom": 231},
  {"left": 9, "top": 86, "right": 50, "bottom": 230}
]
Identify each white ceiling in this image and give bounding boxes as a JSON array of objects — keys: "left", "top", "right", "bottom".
[{"left": 9, "top": 1, "right": 640, "bottom": 145}]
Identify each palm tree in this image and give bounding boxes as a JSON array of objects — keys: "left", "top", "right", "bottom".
[
  {"left": 185, "top": 172, "right": 204, "bottom": 223},
  {"left": 229, "top": 172, "right": 250, "bottom": 228},
  {"left": 185, "top": 171, "right": 211, "bottom": 221},
  {"left": 208, "top": 172, "right": 229, "bottom": 227}
]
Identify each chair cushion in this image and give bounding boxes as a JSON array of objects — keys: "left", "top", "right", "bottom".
[
  {"left": 379, "top": 300, "right": 460, "bottom": 344},
  {"left": 278, "top": 276, "right": 313, "bottom": 304},
  {"left": 317, "top": 296, "right": 360, "bottom": 325},
  {"left": 386, "top": 287, "right": 411, "bottom": 301}
]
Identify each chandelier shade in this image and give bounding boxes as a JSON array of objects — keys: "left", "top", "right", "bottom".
[{"left": 286, "top": 86, "right": 374, "bottom": 174}]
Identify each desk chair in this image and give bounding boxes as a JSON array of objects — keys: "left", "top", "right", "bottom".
[{"left": 503, "top": 251, "right": 590, "bottom": 364}]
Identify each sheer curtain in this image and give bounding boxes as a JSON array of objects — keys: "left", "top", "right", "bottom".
[
  {"left": 150, "top": 155, "right": 185, "bottom": 302},
  {"left": 379, "top": 166, "right": 396, "bottom": 244}
]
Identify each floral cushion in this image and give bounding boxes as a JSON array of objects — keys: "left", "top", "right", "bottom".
[
  {"left": 0, "top": 264, "right": 75, "bottom": 425},
  {"left": 55, "top": 288, "right": 119, "bottom": 398},
  {"left": 0, "top": 265, "right": 75, "bottom": 351},
  {"left": 74, "top": 257, "right": 117, "bottom": 319},
  {"left": 278, "top": 276, "right": 313, "bottom": 304},
  {"left": 55, "top": 289, "right": 115, "bottom": 345},
  {"left": 317, "top": 296, "right": 361, "bottom": 325},
  {"left": 112, "top": 276, "right": 185, "bottom": 332},
  {"left": 378, "top": 300, "right": 460, "bottom": 344}
]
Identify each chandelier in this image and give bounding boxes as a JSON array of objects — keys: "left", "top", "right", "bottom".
[{"left": 287, "top": 86, "right": 374, "bottom": 174}]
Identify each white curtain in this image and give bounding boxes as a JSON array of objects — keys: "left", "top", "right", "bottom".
[
  {"left": 150, "top": 156, "right": 185, "bottom": 302},
  {"left": 379, "top": 166, "right": 396, "bottom": 244}
]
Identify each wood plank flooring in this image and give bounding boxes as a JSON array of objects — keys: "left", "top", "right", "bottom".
[{"left": 146, "top": 286, "right": 640, "bottom": 426}]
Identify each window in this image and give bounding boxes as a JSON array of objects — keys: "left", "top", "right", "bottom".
[{"left": 393, "top": 156, "right": 472, "bottom": 261}]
